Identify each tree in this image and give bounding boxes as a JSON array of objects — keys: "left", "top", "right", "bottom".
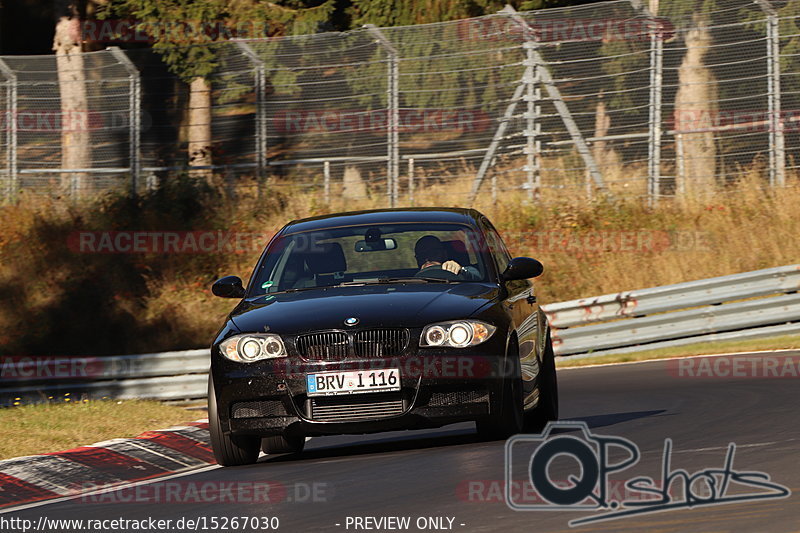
[
  {"left": 53, "top": 0, "right": 90, "bottom": 194},
  {"left": 349, "top": 0, "right": 500, "bottom": 26},
  {"left": 660, "top": 0, "right": 719, "bottom": 197},
  {"left": 99, "top": 0, "right": 338, "bottom": 176},
  {"left": 674, "top": 12, "right": 717, "bottom": 196}
]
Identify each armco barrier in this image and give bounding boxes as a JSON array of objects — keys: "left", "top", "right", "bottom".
[
  {"left": 542, "top": 264, "right": 800, "bottom": 329},
  {"left": 0, "top": 349, "right": 209, "bottom": 406},
  {"left": 543, "top": 264, "right": 800, "bottom": 356},
  {"left": 1, "top": 265, "right": 799, "bottom": 404}
]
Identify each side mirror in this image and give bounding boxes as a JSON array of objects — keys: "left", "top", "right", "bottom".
[
  {"left": 212, "top": 275, "right": 246, "bottom": 298},
  {"left": 502, "top": 257, "right": 544, "bottom": 281}
]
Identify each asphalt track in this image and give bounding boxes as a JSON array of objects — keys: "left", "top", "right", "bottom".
[{"left": 5, "top": 353, "right": 800, "bottom": 533}]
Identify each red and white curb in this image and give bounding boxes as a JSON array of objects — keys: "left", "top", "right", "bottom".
[{"left": 0, "top": 419, "right": 213, "bottom": 509}]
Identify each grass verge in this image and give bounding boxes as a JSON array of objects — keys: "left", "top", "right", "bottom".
[
  {"left": 1, "top": 172, "right": 799, "bottom": 355},
  {"left": 555, "top": 335, "right": 800, "bottom": 368},
  {"left": 0, "top": 399, "right": 199, "bottom": 460}
]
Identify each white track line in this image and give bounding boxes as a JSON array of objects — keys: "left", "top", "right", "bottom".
[
  {"left": 0, "top": 464, "right": 221, "bottom": 514},
  {"left": 557, "top": 348, "right": 800, "bottom": 371}
]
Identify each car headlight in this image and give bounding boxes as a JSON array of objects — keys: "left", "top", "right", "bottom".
[
  {"left": 219, "top": 334, "right": 287, "bottom": 362},
  {"left": 419, "top": 320, "right": 496, "bottom": 348}
]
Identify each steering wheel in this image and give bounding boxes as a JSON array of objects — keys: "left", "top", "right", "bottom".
[{"left": 415, "top": 265, "right": 460, "bottom": 280}]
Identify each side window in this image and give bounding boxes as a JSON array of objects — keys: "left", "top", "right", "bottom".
[{"left": 481, "top": 219, "right": 512, "bottom": 274}]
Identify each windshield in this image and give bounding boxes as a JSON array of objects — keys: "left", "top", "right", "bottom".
[{"left": 250, "top": 223, "right": 489, "bottom": 295}]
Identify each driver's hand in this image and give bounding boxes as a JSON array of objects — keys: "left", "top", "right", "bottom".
[{"left": 441, "top": 260, "right": 462, "bottom": 274}]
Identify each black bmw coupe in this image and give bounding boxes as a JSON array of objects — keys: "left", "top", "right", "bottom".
[{"left": 208, "top": 208, "right": 558, "bottom": 465}]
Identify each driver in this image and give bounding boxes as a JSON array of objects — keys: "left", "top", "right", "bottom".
[{"left": 414, "top": 235, "right": 480, "bottom": 280}]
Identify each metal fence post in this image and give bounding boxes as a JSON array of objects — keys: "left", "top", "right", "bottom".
[
  {"left": 630, "top": 0, "right": 663, "bottom": 204},
  {"left": 757, "top": 1, "right": 785, "bottom": 188},
  {"left": 647, "top": 13, "right": 663, "bottom": 205},
  {"left": 107, "top": 47, "right": 140, "bottom": 196},
  {"left": 365, "top": 25, "right": 399, "bottom": 208},
  {"left": 323, "top": 160, "right": 331, "bottom": 204},
  {"left": 675, "top": 134, "right": 685, "bottom": 196},
  {"left": 234, "top": 42, "right": 268, "bottom": 188},
  {"left": 524, "top": 40, "right": 541, "bottom": 202},
  {"left": 390, "top": 52, "right": 399, "bottom": 206},
  {"left": 0, "top": 58, "right": 18, "bottom": 201},
  {"left": 407, "top": 157, "right": 415, "bottom": 206}
]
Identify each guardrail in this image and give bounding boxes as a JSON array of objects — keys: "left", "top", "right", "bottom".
[
  {"left": 543, "top": 264, "right": 800, "bottom": 357},
  {"left": 0, "top": 350, "right": 209, "bottom": 406},
  {"left": 2, "top": 264, "right": 799, "bottom": 405}
]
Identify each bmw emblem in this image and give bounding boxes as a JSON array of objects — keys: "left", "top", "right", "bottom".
[{"left": 344, "top": 317, "right": 360, "bottom": 326}]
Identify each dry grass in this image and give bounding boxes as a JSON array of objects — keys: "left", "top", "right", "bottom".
[
  {"left": 0, "top": 399, "right": 197, "bottom": 460},
  {"left": 1, "top": 168, "right": 799, "bottom": 355}
]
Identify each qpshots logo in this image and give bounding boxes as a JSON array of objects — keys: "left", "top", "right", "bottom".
[{"left": 505, "top": 421, "right": 790, "bottom": 526}]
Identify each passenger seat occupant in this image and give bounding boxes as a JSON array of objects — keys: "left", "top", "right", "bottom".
[
  {"left": 414, "top": 235, "right": 480, "bottom": 280},
  {"left": 279, "top": 252, "right": 309, "bottom": 291},
  {"left": 297, "top": 242, "right": 348, "bottom": 287}
]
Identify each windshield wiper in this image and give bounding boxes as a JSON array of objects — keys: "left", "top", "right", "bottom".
[
  {"left": 335, "top": 276, "right": 454, "bottom": 286},
  {"left": 255, "top": 277, "right": 456, "bottom": 294},
  {"left": 387, "top": 276, "right": 455, "bottom": 283},
  {"left": 254, "top": 286, "right": 319, "bottom": 297}
]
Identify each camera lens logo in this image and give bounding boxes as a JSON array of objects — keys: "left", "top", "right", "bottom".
[
  {"left": 344, "top": 317, "right": 359, "bottom": 326},
  {"left": 505, "top": 421, "right": 639, "bottom": 513},
  {"left": 504, "top": 421, "right": 790, "bottom": 526}
]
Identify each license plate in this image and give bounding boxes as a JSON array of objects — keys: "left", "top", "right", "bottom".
[{"left": 306, "top": 369, "right": 401, "bottom": 396}]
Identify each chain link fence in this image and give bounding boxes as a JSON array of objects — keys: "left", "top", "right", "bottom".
[
  {"left": 1, "top": 0, "right": 799, "bottom": 204},
  {"left": 0, "top": 50, "right": 139, "bottom": 197}
]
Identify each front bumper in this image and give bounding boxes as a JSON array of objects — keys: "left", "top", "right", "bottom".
[{"left": 212, "top": 344, "right": 508, "bottom": 437}]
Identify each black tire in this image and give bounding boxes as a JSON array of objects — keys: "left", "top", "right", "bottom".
[
  {"left": 525, "top": 330, "right": 559, "bottom": 432},
  {"left": 208, "top": 376, "right": 261, "bottom": 466},
  {"left": 477, "top": 339, "right": 524, "bottom": 440},
  {"left": 262, "top": 434, "right": 305, "bottom": 455}
]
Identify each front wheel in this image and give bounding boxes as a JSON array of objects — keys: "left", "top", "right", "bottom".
[
  {"left": 525, "top": 330, "right": 559, "bottom": 432},
  {"left": 208, "top": 376, "right": 261, "bottom": 466},
  {"left": 262, "top": 434, "right": 305, "bottom": 455},
  {"left": 477, "top": 340, "right": 524, "bottom": 440}
]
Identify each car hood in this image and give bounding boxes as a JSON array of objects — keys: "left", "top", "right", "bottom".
[{"left": 229, "top": 283, "right": 500, "bottom": 334}]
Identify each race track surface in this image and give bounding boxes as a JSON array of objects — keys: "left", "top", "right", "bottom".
[{"left": 5, "top": 353, "right": 799, "bottom": 533}]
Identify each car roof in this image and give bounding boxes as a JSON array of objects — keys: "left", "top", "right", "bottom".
[{"left": 281, "top": 207, "right": 485, "bottom": 235}]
